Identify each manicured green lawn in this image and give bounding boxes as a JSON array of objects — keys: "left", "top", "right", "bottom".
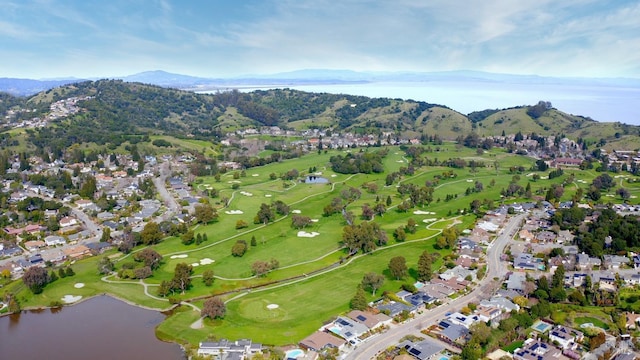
[
  {"left": 575, "top": 316, "right": 610, "bottom": 330},
  {"left": 502, "top": 340, "right": 524, "bottom": 353}
]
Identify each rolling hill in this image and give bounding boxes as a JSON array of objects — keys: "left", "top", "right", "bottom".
[{"left": 2, "top": 79, "right": 640, "bottom": 154}]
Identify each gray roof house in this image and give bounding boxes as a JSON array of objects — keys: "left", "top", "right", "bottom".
[
  {"left": 603, "top": 255, "right": 629, "bottom": 270},
  {"left": 397, "top": 339, "right": 445, "bottom": 360},
  {"left": 576, "top": 253, "right": 601, "bottom": 270},
  {"left": 438, "top": 320, "right": 470, "bottom": 344},
  {"left": 506, "top": 272, "right": 527, "bottom": 293}
]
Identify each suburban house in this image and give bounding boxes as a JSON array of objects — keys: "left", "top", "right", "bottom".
[
  {"left": 439, "top": 265, "right": 476, "bottom": 282},
  {"left": 506, "top": 272, "right": 528, "bottom": 293},
  {"left": 24, "top": 240, "right": 45, "bottom": 251},
  {"left": 59, "top": 216, "right": 78, "bottom": 228},
  {"left": 299, "top": 331, "right": 346, "bottom": 352},
  {"left": 397, "top": 339, "right": 445, "bottom": 360},
  {"left": 63, "top": 244, "right": 91, "bottom": 259},
  {"left": 535, "top": 230, "right": 556, "bottom": 243},
  {"left": 514, "top": 339, "right": 563, "bottom": 360},
  {"left": 633, "top": 255, "right": 640, "bottom": 269},
  {"left": 197, "top": 339, "right": 262, "bottom": 359},
  {"left": 376, "top": 301, "right": 416, "bottom": 317},
  {"left": 323, "top": 316, "right": 368, "bottom": 343},
  {"left": 475, "top": 305, "right": 502, "bottom": 323},
  {"left": 346, "top": 310, "right": 392, "bottom": 331},
  {"left": 513, "top": 253, "right": 542, "bottom": 271},
  {"left": 603, "top": 255, "right": 629, "bottom": 270},
  {"left": 446, "top": 312, "right": 480, "bottom": 329},
  {"left": 548, "top": 326, "right": 583, "bottom": 350},
  {"left": 479, "top": 296, "right": 520, "bottom": 313},
  {"left": 437, "top": 320, "right": 470, "bottom": 345},
  {"left": 44, "top": 235, "right": 66, "bottom": 247},
  {"left": 576, "top": 253, "right": 601, "bottom": 270},
  {"left": 518, "top": 229, "right": 534, "bottom": 242}
]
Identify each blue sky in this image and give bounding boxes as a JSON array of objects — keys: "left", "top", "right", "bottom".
[{"left": 1, "top": 0, "right": 639, "bottom": 79}]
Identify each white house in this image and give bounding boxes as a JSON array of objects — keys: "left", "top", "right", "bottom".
[{"left": 44, "top": 235, "right": 66, "bottom": 247}]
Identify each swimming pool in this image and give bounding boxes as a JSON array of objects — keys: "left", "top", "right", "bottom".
[
  {"left": 532, "top": 320, "right": 552, "bottom": 333},
  {"left": 438, "top": 356, "right": 450, "bottom": 360},
  {"left": 286, "top": 349, "right": 304, "bottom": 359}
]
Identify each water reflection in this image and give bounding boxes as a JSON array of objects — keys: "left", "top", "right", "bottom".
[{"left": 0, "top": 295, "right": 184, "bottom": 360}]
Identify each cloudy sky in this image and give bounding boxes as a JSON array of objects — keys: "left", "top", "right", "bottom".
[{"left": 1, "top": 0, "right": 639, "bottom": 79}]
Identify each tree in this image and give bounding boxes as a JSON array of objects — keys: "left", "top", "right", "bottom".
[
  {"left": 231, "top": 240, "right": 248, "bottom": 257},
  {"left": 350, "top": 285, "right": 368, "bottom": 310},
  {"left": 22, "top": 267, "right": 49, "bottom": 294},
  {"left": 134, "top": 266, "right": 152, "bottom": 279},
  {"left": 65, "top": 266, "right": 75, "bottom": 277},
  {"left": 361, "top": 204, "right": 374, "bottom": 220},
  {"left": 250, "top": 235, "right": 257, "bottom": 247},
  {"left": 171, "top": 263, "right": 193, "bottom": 294},
  {"left": 235, "top": 220, "right": 248, "bottom": 229},
  {"left": 202, "top": 297, "right": 226, "bottom": 319},
  {"left": 374, "top": 203, "right": 386, "bottom": 216},
  {"left": 181, "top": 230, "right": 195, "bottom": 245},
  {"left": 133, "top": 248, "right": 163, "bottom": 269},
  {"left": 417, "top": 251, "right": 433, "bottom": 281},
  {"left": 98, "top": 257, "right": 115, "bottom": 274},
  {"left": 386, "top": 195, "right": 392, "bottom": 206},
  {"left": 361, "top": 272, "right": 385, "bottom": 295},
  {"left": 251, "top": 260, "right": 272, "bottom": 277},
  {"left": 393, "top": 227, "right": 406, "bottom": 242},
  {"left": 202, "top": 269, "right": 215, "bottom": 286},
  {"left": 140, "top": 221, "right": 163, "bottom": 245},
  {"left": 291, "top": 214, "right": 312, "bottom": 229},
  {"left": 194, "top": 203, "right": 217, "bottom": 224},
  {"left": 388, "top": 256, "right": 407, "bottom": 280},
  {"left": 256, "top": 203, "right": 276, "bottom": 224},
  {"left": 100, "top": 227, "right": 111, "bottom": 242},
  {"left": 405, "top": 218, "right": 417, "bottom": 234}
]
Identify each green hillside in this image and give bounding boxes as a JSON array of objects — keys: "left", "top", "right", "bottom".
[{"left": 2, "top": 80, "right": 640, "bottom": 154}]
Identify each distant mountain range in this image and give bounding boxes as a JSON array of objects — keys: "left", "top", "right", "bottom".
[{"left": 2, "top": 69, "right": 639, "bottom": 96}]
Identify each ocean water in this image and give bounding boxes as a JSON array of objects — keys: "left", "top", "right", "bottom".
[{"left": 202, "top": 81, "right": 640, "bottom": 125}]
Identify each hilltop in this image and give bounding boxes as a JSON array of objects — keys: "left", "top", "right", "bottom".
[{"left": 1, "top": 79, "right": 640, "bottom": 153}]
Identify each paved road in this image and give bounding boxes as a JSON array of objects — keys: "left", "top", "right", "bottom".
[
  {"left": 349, "top": 214, "right": 524, "bottom": 360},
  {"left": 152, "top": 161, "right": 181, "bottom": 221}
]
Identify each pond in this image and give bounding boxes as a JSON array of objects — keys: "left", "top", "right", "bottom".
[
  {"left": 0, "top": 295, "right": 184, "bottom": 360},
  {"left": 304, "top": 175, "right": 329, "bottom": 184}
]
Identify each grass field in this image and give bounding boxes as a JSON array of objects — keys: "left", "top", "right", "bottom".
[{"left": 8, "top": 143, "right": 640, "bottom": 347}]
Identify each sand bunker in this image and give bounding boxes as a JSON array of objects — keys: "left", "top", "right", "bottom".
[
  {"left": 297, "top": 231, "right": 320, "bottom": 238},
  {"left": 200, "top": 258, "right": 214, "bottom": 265},
  {"left": 292, "top": 209, "right": 301, "bottom": 214},
  {"left": 170, "top": 254, "right": 188, "bottom": 259},
  {"left": 252, "top": 174, "right": 259, "bottom": 177},
  {"left": 422, "top": 218, "right": 437, "bottom": 223},
  {"left": 266, "top": 304, "right": 279, "bottom": 310},
  {"left": 225, "top": 210, "right": 244, "bottom": 214},
  {"left": 240, "top": 191, "right": 253, "bottom": 196},
  {"left": 396, "top": 160, "right": 404, "bottom": 163},
  {"left": 413, "top": 210, "right": 435, "bottom": 215},
  {"left": 228, "top": 180, "right": 241, "bottom": 184},
  {"left": 265, "top": 194, "right": 272, "bottom": 197},
  {"left": 310, "top": 219, "right": 319, "bottom": 222},
  {"left": 331, "top": 174, "right": 337, "bottom": 177},
  {"left": 466, "top": 179, "right": 473, "bottom": 182},
  {"left": 61, "top": 295, "right": 83, "bottom": 303},
  {"left": 74, "top": 283, "right": 85, "bottom": 288},
  {"left": 191, "top": 263, "right": 200, "bottom": 267}
]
